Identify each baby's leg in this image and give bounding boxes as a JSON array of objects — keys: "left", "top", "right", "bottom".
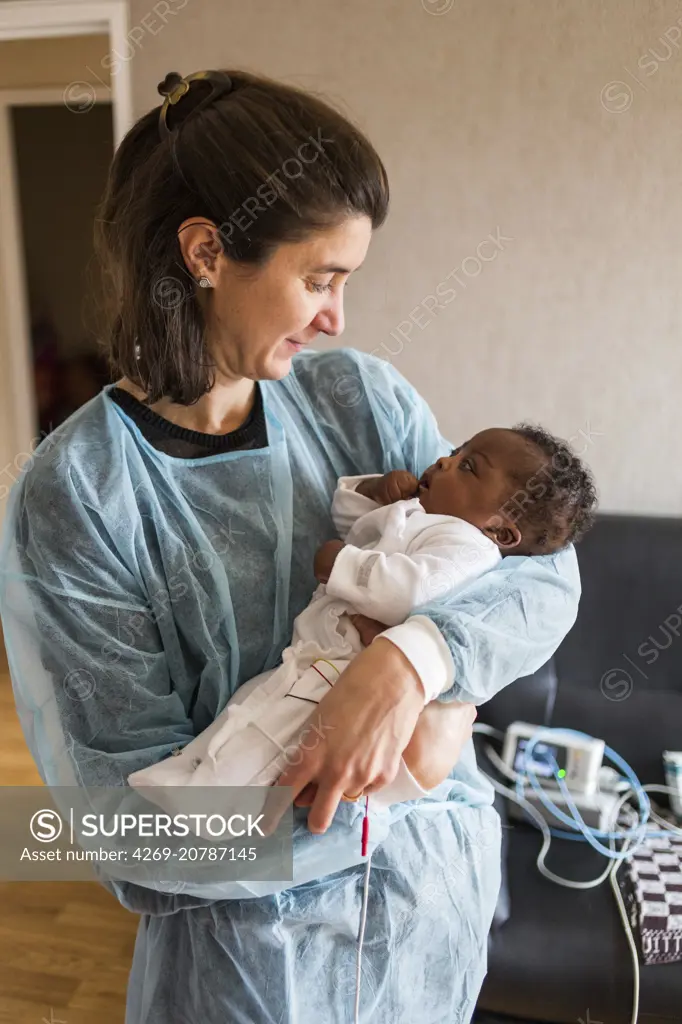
[
  {"left": 127, "top": 668, "right": 280, "bottom": 791},
  {"left": 194, "top": 657, "right": 348, "bottom": 783},
  {"left": 402, "top": 700, "right": 477, "bottom": 791}
]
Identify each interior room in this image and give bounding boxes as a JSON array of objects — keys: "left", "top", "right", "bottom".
[{"left": 0, "top": 2, "right": 680, "bottom": 1023}]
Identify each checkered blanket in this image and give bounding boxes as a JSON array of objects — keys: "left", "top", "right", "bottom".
[{"left": 619, "top": 833, "right": 682, "bottom": 965}]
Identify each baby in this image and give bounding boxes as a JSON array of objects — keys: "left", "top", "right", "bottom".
[{"left": 129, "top": 423, "right": 597, "bottom": 809}]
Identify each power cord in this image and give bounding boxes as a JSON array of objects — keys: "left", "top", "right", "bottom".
[
  {"left": 474, "top": 724, "right": 682, "bottom": 1024},
  {"left": 354, "top": 794, "right": 372, "bottom": 1024}
]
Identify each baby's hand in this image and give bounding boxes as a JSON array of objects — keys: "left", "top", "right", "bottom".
[
  {"left": 314, "top": 539, "right": 345, "bottom": 584},
  {"left": 356, "top": 470, "right": 420, "bottom": 506},
  {"left": 403, "top": 700, "right": 477, "bottom": 790}
]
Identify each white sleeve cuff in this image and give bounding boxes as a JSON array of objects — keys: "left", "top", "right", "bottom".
[
  {"left": 331, "top": 475, "right": 383, "bottom": 539},
  {"left": 378, "top": 615, "right": 455, "bottom": 704},
  {"left": 369, "top": 757, "right": 430, "bottom": 808},
  {"left": 336, "top": 474, "right": 383, "bottom": 495}
]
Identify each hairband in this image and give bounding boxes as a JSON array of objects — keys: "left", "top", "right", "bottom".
[{"left": 157, "top": 70, "right": 234, "bottom": 139}]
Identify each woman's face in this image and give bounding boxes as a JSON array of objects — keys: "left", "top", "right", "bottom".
[{"left": 195, "top": 215, "right": 373, "bottom": 382}]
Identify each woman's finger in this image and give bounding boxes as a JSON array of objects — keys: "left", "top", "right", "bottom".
[
  {"left": 260, "top": 783, "right": 298, "bottom": 837},
  {"left": 306, "top": 779, "right": 348, "bottom": 834},
  {"left": 273, "top": 762, "right": 312, "bottom": 797},
  {"left": 294, "top": 783, "right": 318, "bottom": 806},
  {"left": 263, "top": 752, "right": 319, "bottom": 831},
  {"left": 360, "top": 777, "right": 389, "bottom": 797},
  {"left": 270, "top": 640, "right": 424, "bottom": 836}
]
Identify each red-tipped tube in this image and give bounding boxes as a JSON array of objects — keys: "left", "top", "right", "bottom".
[{"left": 361, "top": 795, "right": 370, "bottom": 857}]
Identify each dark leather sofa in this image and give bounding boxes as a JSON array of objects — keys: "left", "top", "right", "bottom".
[{"left": 474, "top": 514, "right": 682, "bottom": 1024}]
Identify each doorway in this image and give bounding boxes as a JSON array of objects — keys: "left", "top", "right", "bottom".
[
  {"left": 0, "top": 1, "right": 133, "bottom": 524},
  {"left": 11, "top": 98, "right": 114, "bottom": 438}
]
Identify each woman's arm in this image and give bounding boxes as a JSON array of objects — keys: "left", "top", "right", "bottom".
[
  {"left": 271, "top": 353, "right": 581, "bottom": 831},
  {"left": 408, "top": 546, "right": 579, "bottom": 704},
  {"left": 355, "top": 352, "right": 581, "bottom": 704},
  {"left": 272, "top": 637, "right": 430, "bottom": 830},
  {"left": 0, "top": 472, "right": 288, "bottom": 906}
]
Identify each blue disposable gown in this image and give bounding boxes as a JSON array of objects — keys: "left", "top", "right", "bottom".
[{"left": 0, "top": 348, "right": 580, "bottom": 1023}]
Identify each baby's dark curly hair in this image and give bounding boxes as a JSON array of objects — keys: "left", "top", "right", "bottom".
[{"left": 504, "top": 423, "right": 598, "bottom": 553}]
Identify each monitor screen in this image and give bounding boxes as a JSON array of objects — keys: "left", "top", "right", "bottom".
[{"left": 514, "top": 738, "right": 568, "bottom": 779}]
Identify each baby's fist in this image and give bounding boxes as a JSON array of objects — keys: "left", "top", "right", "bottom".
[
  {"left": 314, "top": 539, "right": 345, "bottom": 584},
  {"left": 358, "top": 470, "right": 420, "bottom": 506}
]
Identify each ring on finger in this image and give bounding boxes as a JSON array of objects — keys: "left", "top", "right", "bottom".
[{"left": 341, "top": 789, "right": 364, "bottom": 802}]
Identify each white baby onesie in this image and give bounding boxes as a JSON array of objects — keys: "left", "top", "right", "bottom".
[{"left": 128, "top": 475, "right": 501, "bottom": 810}]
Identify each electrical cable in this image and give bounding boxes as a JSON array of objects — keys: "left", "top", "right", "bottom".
[
  {"left": 482, "top": 768, "right": 620, "bottom": 889},
  {"left": 471, "top": 723, "right": 506, "bottom": 741},
  {"left": 475, "top": 724, "right": 682, "bottom": 1024},
  {"left": 483, "top": 741, "right": 678, "bottom": 843},
  {"left": 514, "top": 730, "right": 650, "bottom": 855},
  {"left": 354, "top": 794, "right": 371, "bottom": 1024}
]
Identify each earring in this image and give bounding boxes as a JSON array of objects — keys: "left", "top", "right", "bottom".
[{"left": 197, "top": 276, "right": 213, "bottom": 289}]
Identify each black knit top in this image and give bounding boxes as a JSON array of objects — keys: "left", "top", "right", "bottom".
[{"left": 108, "top": 384, "right": 267, "bottom": 458}]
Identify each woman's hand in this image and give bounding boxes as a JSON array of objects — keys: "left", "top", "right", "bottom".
[
  {"left": 268, "top": 638, "right": 426, "bottom": 834},
  {"left": 293, "top": 698, "right": 477, "bottom": 807},
  {"left": 350, "top": 615, "right": 478, "bottom": 785}
]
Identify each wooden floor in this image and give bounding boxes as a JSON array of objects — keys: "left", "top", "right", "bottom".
[{"left": 0, "top": 659, "right": 137, "bottom": 1023}]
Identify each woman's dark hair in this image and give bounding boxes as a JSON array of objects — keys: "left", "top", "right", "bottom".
[
  {"left": 508, "top": 422, "right": 598, "bottom": 552},
  {"left": 95, "top": 69, "right": 390, "bottom": 404}
]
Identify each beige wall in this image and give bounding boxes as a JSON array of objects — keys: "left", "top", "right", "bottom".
[
  {"left": 0, "top": 34, "right": 110, "bottom": 88},
  {"left": 125, "top": 0, "right": 681, "bottom": 515}
]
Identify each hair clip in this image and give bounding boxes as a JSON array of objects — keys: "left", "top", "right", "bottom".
[
  {"left": 157, "top": 71, "right": 190, "bottom": 105},
  {"left": 157, "top": 69, "right": 234, "bottom": 140}
]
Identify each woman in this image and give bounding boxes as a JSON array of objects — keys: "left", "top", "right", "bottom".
[{"left": 0, "top": 69, "right": 580, "bottom": 1022}]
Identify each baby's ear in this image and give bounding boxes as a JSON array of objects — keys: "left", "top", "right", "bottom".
[{"left": 483, "top": 515, "right": 522, "bottom": 550}]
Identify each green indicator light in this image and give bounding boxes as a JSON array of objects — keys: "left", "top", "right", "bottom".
[{"left": 557, "top": 769, "right": 566, "bottom": 778}]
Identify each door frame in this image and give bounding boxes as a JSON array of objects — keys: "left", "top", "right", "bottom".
[
  {"left": 0, "top": 0, "right": 132, "bottom": 143},
  {"left": 0, "top": 2, "right": 132, "bottom": 521}
]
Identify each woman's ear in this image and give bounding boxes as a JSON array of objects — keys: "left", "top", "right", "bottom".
[
  {"left": 483, "top": 515, "right": 522, "bottom": 550},
  {"left": 196, "top": 230, "right": 225, "bottom": 270},
  {"left": 177, "top": 217, "right": 223, "bottom": 279}
]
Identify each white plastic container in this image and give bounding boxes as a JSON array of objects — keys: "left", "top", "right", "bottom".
[{"left": 662, "top": 751, "right": 682, "bottom": 818}]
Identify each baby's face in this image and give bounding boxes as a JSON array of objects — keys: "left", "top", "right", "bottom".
[{"left": 418, "top": 429, "right": 538, "bottom": 532}]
